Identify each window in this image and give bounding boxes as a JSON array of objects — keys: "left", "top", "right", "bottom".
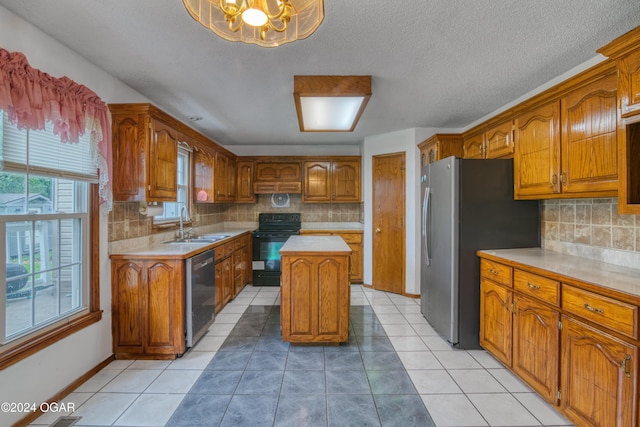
[
  {"left": 0, "top": 110, "right": 100, "bottom": 366},
  {"left": 154, "top": 144, "right": 191, "bottom": 222}
]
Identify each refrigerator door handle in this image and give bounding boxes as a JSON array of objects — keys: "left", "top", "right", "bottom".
[{"left": 422, "top": 186, "right": 431, "bottom": 266}]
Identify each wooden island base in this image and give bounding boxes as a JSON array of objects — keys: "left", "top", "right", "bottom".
[{"left": 279, "top": 236, "right": 352, "bottom": 344}]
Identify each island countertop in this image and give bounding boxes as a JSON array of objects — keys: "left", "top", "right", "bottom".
[{"left": 280, "top": 235, "right": 352, "bottom": 254}]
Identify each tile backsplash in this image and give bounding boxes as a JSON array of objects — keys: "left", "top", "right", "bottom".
[
  {"left": 542, "top": 198, "right": 640, "bottom": 268},
  {"left": 108, "top": 194, "right": 363, "bottom": 242}
]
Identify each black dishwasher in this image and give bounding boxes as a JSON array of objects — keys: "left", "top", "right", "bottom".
[{"left": 185, "top": 249, "right": 215, "bottom": 348}]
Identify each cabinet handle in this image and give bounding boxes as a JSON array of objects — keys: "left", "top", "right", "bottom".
[
  {"left": 527, "top": 282, "right": 540, "bottom": 290},
  {"left": 622, "top": 354, "right": 632, "bottom": 378},
  {"left": 551, "top": 174, "right": 558, "bottom": 185},
  {"left": 489, "top": 268, "right": 500, "bottom": 275},
  {"left": 561, "top": 171, "right": 567, "bottom": 186},
  {"left": 583, "top": 303, "right": 604, "bottom": 315}
]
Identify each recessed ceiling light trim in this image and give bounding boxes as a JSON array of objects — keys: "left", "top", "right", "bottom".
[{"left": 293, "top": 75, "right": 372, "bottom": 132}]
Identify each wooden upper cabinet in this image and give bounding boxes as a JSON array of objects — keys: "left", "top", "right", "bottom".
[
  {"left": 193, "top": 148, "right": 214, "bottom": 203},
  {"left": 254, "top": 161, "right": 302, "bottom": 194},
  {"left": 418, "top": 134, "right": 464, "bottom": 166},
  {"left": 485, "top": 120, "right": 515, "bottom": 159},
  {"left": 148, "top": 119, "right": 179, "bottom": 200},
  {"left": 514, "top": 101, "right": 562, "bottom": 198},
  {"left": 332, "top": 160, "right": 361, "bottom": 202},
  {"left": 110, "top": 107, "right": 179, "bottom": 202},
  {"left": 302, "top": 159, "right": 361, "bottom": 202},
  {"left": 463, "top": 131, "right": 485, "bottom": 159},
  {"left": 598, "top": 27, "right": 640, "bottom": 214},
  {"left": 214, "top": 151, "right": 236, "bottom": 202},
  {"left": 560, "top": 72, "right": 618, "bottom": 195},
  {"left": 303, "top": 161, "right": 331, "bottom": 201},
  {"left": 236, "top": 160, "right": 256, "bottom": 203}
]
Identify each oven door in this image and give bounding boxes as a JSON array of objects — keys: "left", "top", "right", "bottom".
[{"left": 252, "top": 233, "right": 291, "bottom": 271}]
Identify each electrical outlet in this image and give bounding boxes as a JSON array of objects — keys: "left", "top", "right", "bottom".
[
  {"left": 255, "top": 212, "right": 259, "bottom": 220},
  {"left": 328, "top": 210, "right": 332, "bottom": 220},
  {"left": 195, "top": 213, "right": 200, "bottom": 224},
  {"left": 124, "top": 218, "right": 130, "bottom": 233}
]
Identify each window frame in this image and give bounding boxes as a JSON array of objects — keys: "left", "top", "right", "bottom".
[{"left": 0, "top": 184, "right": 101, "bottom": 370}]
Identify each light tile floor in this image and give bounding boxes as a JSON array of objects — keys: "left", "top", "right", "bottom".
[{"left": 30, "top": 285, "right": 574, "bottom": 427}]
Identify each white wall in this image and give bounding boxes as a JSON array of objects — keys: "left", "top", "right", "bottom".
[
  {"left": 0, "top": 5, "right": 148, "bottom": 426},
  {"left": 362, "top": 127, "right": 457, "bottom": 295}
]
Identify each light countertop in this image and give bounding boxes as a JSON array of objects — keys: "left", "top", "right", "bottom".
[
  {"left": 301, "top": 222, "right": 363, "bottom": 231},
  {"left": 110, "top": 228, "right": 252, "bottom": 259},
  {"left": 478, "top": 248, "right": 640, "bottom": 299},
  {"left": 280, "top": 235, "right": 352, "bottom": 254}
]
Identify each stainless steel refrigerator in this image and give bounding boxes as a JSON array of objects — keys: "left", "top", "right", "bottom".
[{"left": 420, "top": 157, "right": 540, "bottom": 349}]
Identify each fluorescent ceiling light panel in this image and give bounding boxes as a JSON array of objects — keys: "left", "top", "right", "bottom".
[
  {"left": 299, "top": 97, "right": 366, "bottom": 131},
  {"left": 294, "top": 75, "right": 372, "bottom": 132}
]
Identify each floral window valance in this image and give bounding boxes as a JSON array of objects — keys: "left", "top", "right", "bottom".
[{"left": 0, "top": 48, "right": 112, "bottom": 211}]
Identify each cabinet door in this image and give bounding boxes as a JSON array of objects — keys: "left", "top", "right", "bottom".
[
  {"left": 112, "top": 260, "right": 145, "bottom": 353},
  {"left": 463, "top": 132, "right": 485, "bottom": 159},
  {"left": 227, "top": 157, "right": 237, "bottom": 200},
  {"left": 222, "top": 257, "right": 233, "bottom": 305},
  {"left": 420, "top": 141, "right": 438, "bottom": 166},
  {"left": 112, "top": 114, "right": 145, "bottom": 201},
  {"left": 214, "top": 151, "right": 229, "bottom": 202},
  {"left": 236, "top": 160, "right": 256, "bottom": 203},
  {"left": 145, "top": 260, "right": 184, "bottom": 355},
  {"left": 479, "top": 279, "right": 512, "bottom": 366},
  {"left": 485, "top": 120, "right": 514, "bottom": 159},
  {"left": 303, "top": 161, "right": 331, "bottom": 202},
  {"left": 560, "top": 73, "right": 618, "bottom": 195},
  {"left": 255, "top": 162, "right": 301, "bottom": 181},
  {"left": 214, "top": 262, "right": 224, "bottom": 314},
  {"left": 317, "top": 257, "right": 348, "bottom": 338},
  {"left": 347, "top": 242, "right": 363, "bottom": 283},
  {"left": 561, "top": 316, "right": 638, "bottom": 427},
  {"left": 194, "top": 149, "right": 214, "bottom": 203},
  {"left": 618, "top": 49, "right": 640, "bottom": 117},
  {"left": 285, "top": 257, "right": 315, "bottom": 339},
  {"left": 514, "top": 101, "right": 561, "bottom": 198},
  {"left": 512, "top": 295, "right": 559, "bottom": 403},
  {"left": 148, "top": 119, "right": 178, "bottom": 201},
  {"left": 332, "top": 161, "right": 361, "bottom": 202}
]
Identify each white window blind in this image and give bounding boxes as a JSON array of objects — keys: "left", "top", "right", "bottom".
[{"left": 0, "top": 111, "right": 98, "bottom": 181}]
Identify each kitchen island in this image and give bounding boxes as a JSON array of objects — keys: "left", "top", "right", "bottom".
[{"left": 279, "top": 235, "right": 352, "bottom": 344}]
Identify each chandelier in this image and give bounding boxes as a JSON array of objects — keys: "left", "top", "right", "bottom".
[{"left": 182, "top": 0, "right": 324, "bottom": 48}]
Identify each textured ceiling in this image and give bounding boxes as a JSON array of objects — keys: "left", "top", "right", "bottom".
[{"left": 1, "top": 0, "right": 639, "bottom": 147}]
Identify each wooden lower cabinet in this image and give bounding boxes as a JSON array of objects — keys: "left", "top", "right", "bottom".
[
  {"left": 280, "top": 253, "right": 350, "bottom": 344},
  {"left": 512, "top": 294, "right": 559, "bottom": 403},
  {"left": 479, "top": 279, "right": 512, "bottom": 366},
  {"left": 111, "top": 258, "right": 185, "bottom": 359},
  {"left": 561, "top": 316, "right": 638, "bottom": 427},
  {"left": 216, "top": 256, "right": 233, "bottom": 311},
  {"left": 299, "top": 230, "right": 363, "bottom": 282},
  {"left": 478, "top": 253, "right": 640, "bottom": 427}
]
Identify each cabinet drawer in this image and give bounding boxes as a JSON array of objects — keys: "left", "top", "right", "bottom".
[
  {"left": 339, "top": 233, "right": 362, "bottom": 243},
  {"left": 562, "top": 285, "right": 638, "bottom": 339},
  {"left": 225, "top": 242, "right": 235, "bottom": 257},
  {"left": 214, "top": 245, "right": 226, "bottom": 261},
  {"left": 514, "top": 270, "right": 559, "bottom": 306},
  {"left": 480, "top": 259, "right": 512, "bottom": 287},
  {"left": 233, "top": 236, "right": 247, "bottom": 250}
]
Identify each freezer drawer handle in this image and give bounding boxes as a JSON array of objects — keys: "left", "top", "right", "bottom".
[{"left": 526, "top": 282, "right": 540, "bottom": 290}]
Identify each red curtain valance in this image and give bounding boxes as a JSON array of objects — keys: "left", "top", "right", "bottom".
[{"left": 0, "top": 48, "right": 112, "bottom": 211}]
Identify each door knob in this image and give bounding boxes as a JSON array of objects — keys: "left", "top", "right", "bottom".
[{"left": 375, "top": 228, "right": 381, "bottom": 234}]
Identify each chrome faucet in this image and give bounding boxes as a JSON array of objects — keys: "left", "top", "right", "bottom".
[{"left": 179, "top": 206, "right": 191, "bottom": 240}]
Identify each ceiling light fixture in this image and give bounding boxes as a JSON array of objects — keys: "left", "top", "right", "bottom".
[
  {"left": 182, "top": 0, "right": 324, "bottom": 48},
  {"left": 293, "top": 75, "right": 372, "bottom": 132}
]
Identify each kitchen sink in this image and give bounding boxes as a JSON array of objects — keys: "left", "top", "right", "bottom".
[
  {"left": 201, "top": 234, "right": 230, "bottom": 240},
  {"left": 163, "top": 237, "right": 220, "bottom": 244}
]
